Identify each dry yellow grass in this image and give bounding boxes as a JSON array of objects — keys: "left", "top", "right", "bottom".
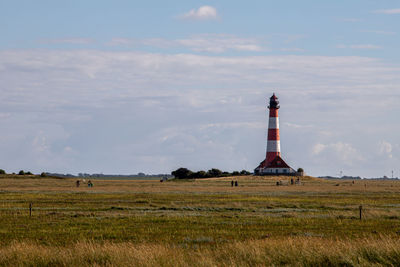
[
  {"left": 1, "top": 237, "right": 400, "bottom": 266},
  {"left": 0, "top": 175, "right": 397, "bottom": 194}
]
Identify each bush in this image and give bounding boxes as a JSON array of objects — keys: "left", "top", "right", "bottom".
[
  {"left": 171, "top": 168, "right": 193, "bottom": 179},
  {"left": 240, "top": 170, "right": 251, "bottom": 175},
  {"left": 207, "top": 168, "right": 222, "bottom": 177},
  {"left": 25, "top": 171, "right": 33, "bottom": 175},
  {"left": 0, "top": 169, "right": 5, "bottom": 175},
  {"left": 18, "top": 170, "right": 25, "bottom": 175},
  {"left": 172, "top": 168, "right": 248, "bottom": 179},
  {"left": 40, "top": 172, "right": 47, "bottom": 177},
  {"left": 191, "top": 171, "right": 208, "bottom": 179}
]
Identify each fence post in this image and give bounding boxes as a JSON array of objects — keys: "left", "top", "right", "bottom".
[
  {"left": 29, "top": 203, "right": 32, "bottom": 217},
  {"left": 359, "top": 205, "right": 362, "bottom": 220}
]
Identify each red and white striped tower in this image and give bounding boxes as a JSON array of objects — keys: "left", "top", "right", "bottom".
[{"left": 266, "top": 93, "right": 281, "bottom": 163}]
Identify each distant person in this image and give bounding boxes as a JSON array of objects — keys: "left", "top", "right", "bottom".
[
  {"left": 231, "top": 180, "right": 234, "bottom": 187},
  {"left": 76, "top": 180, "right": 80, "bottom": 187},
  {"left": 290, "top": 178, "right": 294, "bottom": 185},
  {"left": 235, "top": 181, "right": 238, "bottom": 187},
  {"left": 88, "top": 180, "right": 93, "bottom": 187}
]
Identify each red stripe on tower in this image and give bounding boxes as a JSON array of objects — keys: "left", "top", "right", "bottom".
[
  {"left": 266, "top": 93, "right": 281, "bottom": 163},
  {"left": 269, "top": 108, "right": 278, "bottom": 118},
  {"left": 267, "top": 129, "right": 280, "bottom": 140}
]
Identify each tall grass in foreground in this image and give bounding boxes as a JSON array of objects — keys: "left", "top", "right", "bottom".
[{"left": 1, "top": 237, "right": 400, "bottom": 266}]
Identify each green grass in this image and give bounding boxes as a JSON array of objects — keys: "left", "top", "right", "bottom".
[
  {"left": 1, "top": 176, "right": 400, "bottom": 265},
  {"left": 1, "top": 191, "right": 400, "bottom": 244}
]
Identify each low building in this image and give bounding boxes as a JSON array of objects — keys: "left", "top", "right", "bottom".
[{"left": 255, "top": 155, "right": 296, "bottom": 175}]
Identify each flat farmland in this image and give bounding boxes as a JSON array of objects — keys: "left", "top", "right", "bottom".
[{"left": 1, "top": 175, "right": 400, "bottom": 266}]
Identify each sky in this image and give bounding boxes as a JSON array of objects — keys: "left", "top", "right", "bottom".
[{"left": 0, "top": 1, "right": 399, "bottom": 177}]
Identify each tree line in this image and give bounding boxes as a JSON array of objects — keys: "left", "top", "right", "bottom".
[
  {"left": 171, "top": 168, "right": 251, "bottom": 179},
  {"left": 0, "top": 169, "right": 47, "bottom": 177}
]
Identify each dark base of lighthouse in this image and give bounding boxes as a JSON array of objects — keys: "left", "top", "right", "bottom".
[{"left": 254, "top": 155, "right": 296, "bottom": 175}]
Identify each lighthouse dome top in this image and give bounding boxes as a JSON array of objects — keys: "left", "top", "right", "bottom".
[{"left": 268, "top": 93, "right": 280, "bottom": 109}]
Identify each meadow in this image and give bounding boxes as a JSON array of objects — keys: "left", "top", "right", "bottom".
[{"left": 1, "top": 174, "right": 400, "bottom": 266}]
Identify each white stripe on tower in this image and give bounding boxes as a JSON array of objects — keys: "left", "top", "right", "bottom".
[
  {"left": 268, "top": 117, "right": 279, "bottom": 129},
  {"left": 266, "top": 93, "right": 281, "bottom": 163},
  {"left": 267, "top": 140, "right": 281, "bottom": 152}
]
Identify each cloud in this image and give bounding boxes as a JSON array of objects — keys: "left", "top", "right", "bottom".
[
  {"left": 32, "top": 132, "right": 50, "bottom": 153},
  {"left": 378, "top": 140, "right": 393, "bottom": 158},
  {"left": 180, "top": 6, "right": 218, "bottom": 20},
  {"left": 341, "top": 18, "right": 362, "bottom": 22},
  {"left": 374, "top": 9, "right": 400, "bottom": 14},
  {"left": 176, "top": 34, "right": 264, "bottom": 53},
  {"left": 280, "top": 34, "right": 306, "bottom": 44},
  {"left": 361, "top": 30, "right": 396, "bottom": 35},
  {"left": 38, "top": 38, "right": 94, "bottom": 45},
  {"left": 284, "top": 122, "right": 313, "bottom": 129},
  {"left": 107, "top": 38, "right": 134, "bottom": 46},
  {"left": 0, "top": 112, "right": 11, "bottom": 119},
  {"left": 312, "top": 143, "right": 326, "bottom": 155},
  {"left": 337, "top": 44, "right": 382, "bottom": 50},
  {"left": 312, "top": 142, "right": 364, "bottom": 165},
  {"left": 350, "top": 44, "right": 382, "bottom": 49},
  {"left": 199, "top": 122, "right": 264, "bottom": 130},
  {"left": 0, "top": 49, "right": 399, "bottom": 176},
  {"left": 108, "top": 34, "right": 266, "bottom": 53},
  {"left": 280, "top": 48, "right": 305, "bottom": 52}
]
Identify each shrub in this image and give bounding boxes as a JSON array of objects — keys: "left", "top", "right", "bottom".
[
  {"left": 0, "top": 169, "right": 5, "bottom": 175},
  {"left": 191, "top": 171, "right": 208, "bottom": 179},
  {"left": 40, "top": 172, "right": 47, "bottom": 177},
  {"left": 172, "top": 167, "right": 245, "bottom": 179},
  {"left": 171, "top": 168, "right": 193, "bottom": 179},
  {"left": 240, "top": 170, "right": 251, "bottom": 175},
  {"left": 18, "top": 170, "right": 25, "bottom": 175},
  {"left": 207, "top": 168, "right": 222, "bottom": 177}
]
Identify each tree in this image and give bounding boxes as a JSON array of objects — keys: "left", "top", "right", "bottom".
[
  {"left": 232, "top": 171, "right": 240, "bottom": 176},
  {"left": 0, "top": 169, "right": 5, "bottom": 175},
  {"left": 297, "top": 168, "right": 304, "bottom": 173},
  {"left": 26, "top": 171, "right": 33, "bottom": 175},
  {"left": 191, "top": 170, "right": 207, "bottom": 178},
  {"left": 171, "top": 168, "right": 193, "bottom": 179},
  {"left": 240, "top": 170, "right": 251, "bottom": 175},
  {"left": 18, "top": 170, "right": 25, "bottom": 175},
  {"left": 207, "top": 168, "right": 222, "bottom": 177}
]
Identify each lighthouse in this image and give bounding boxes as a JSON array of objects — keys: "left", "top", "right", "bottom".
[
  {"left": 255, "top": 93, "right": 295, "bottom": 175},
  {"left": 266, "top": 93, "right": 281, "bottom": 163}
]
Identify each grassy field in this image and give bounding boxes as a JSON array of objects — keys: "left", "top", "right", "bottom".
[{"left": 1, "top": 175, "right": 400, "bottom": 266}]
